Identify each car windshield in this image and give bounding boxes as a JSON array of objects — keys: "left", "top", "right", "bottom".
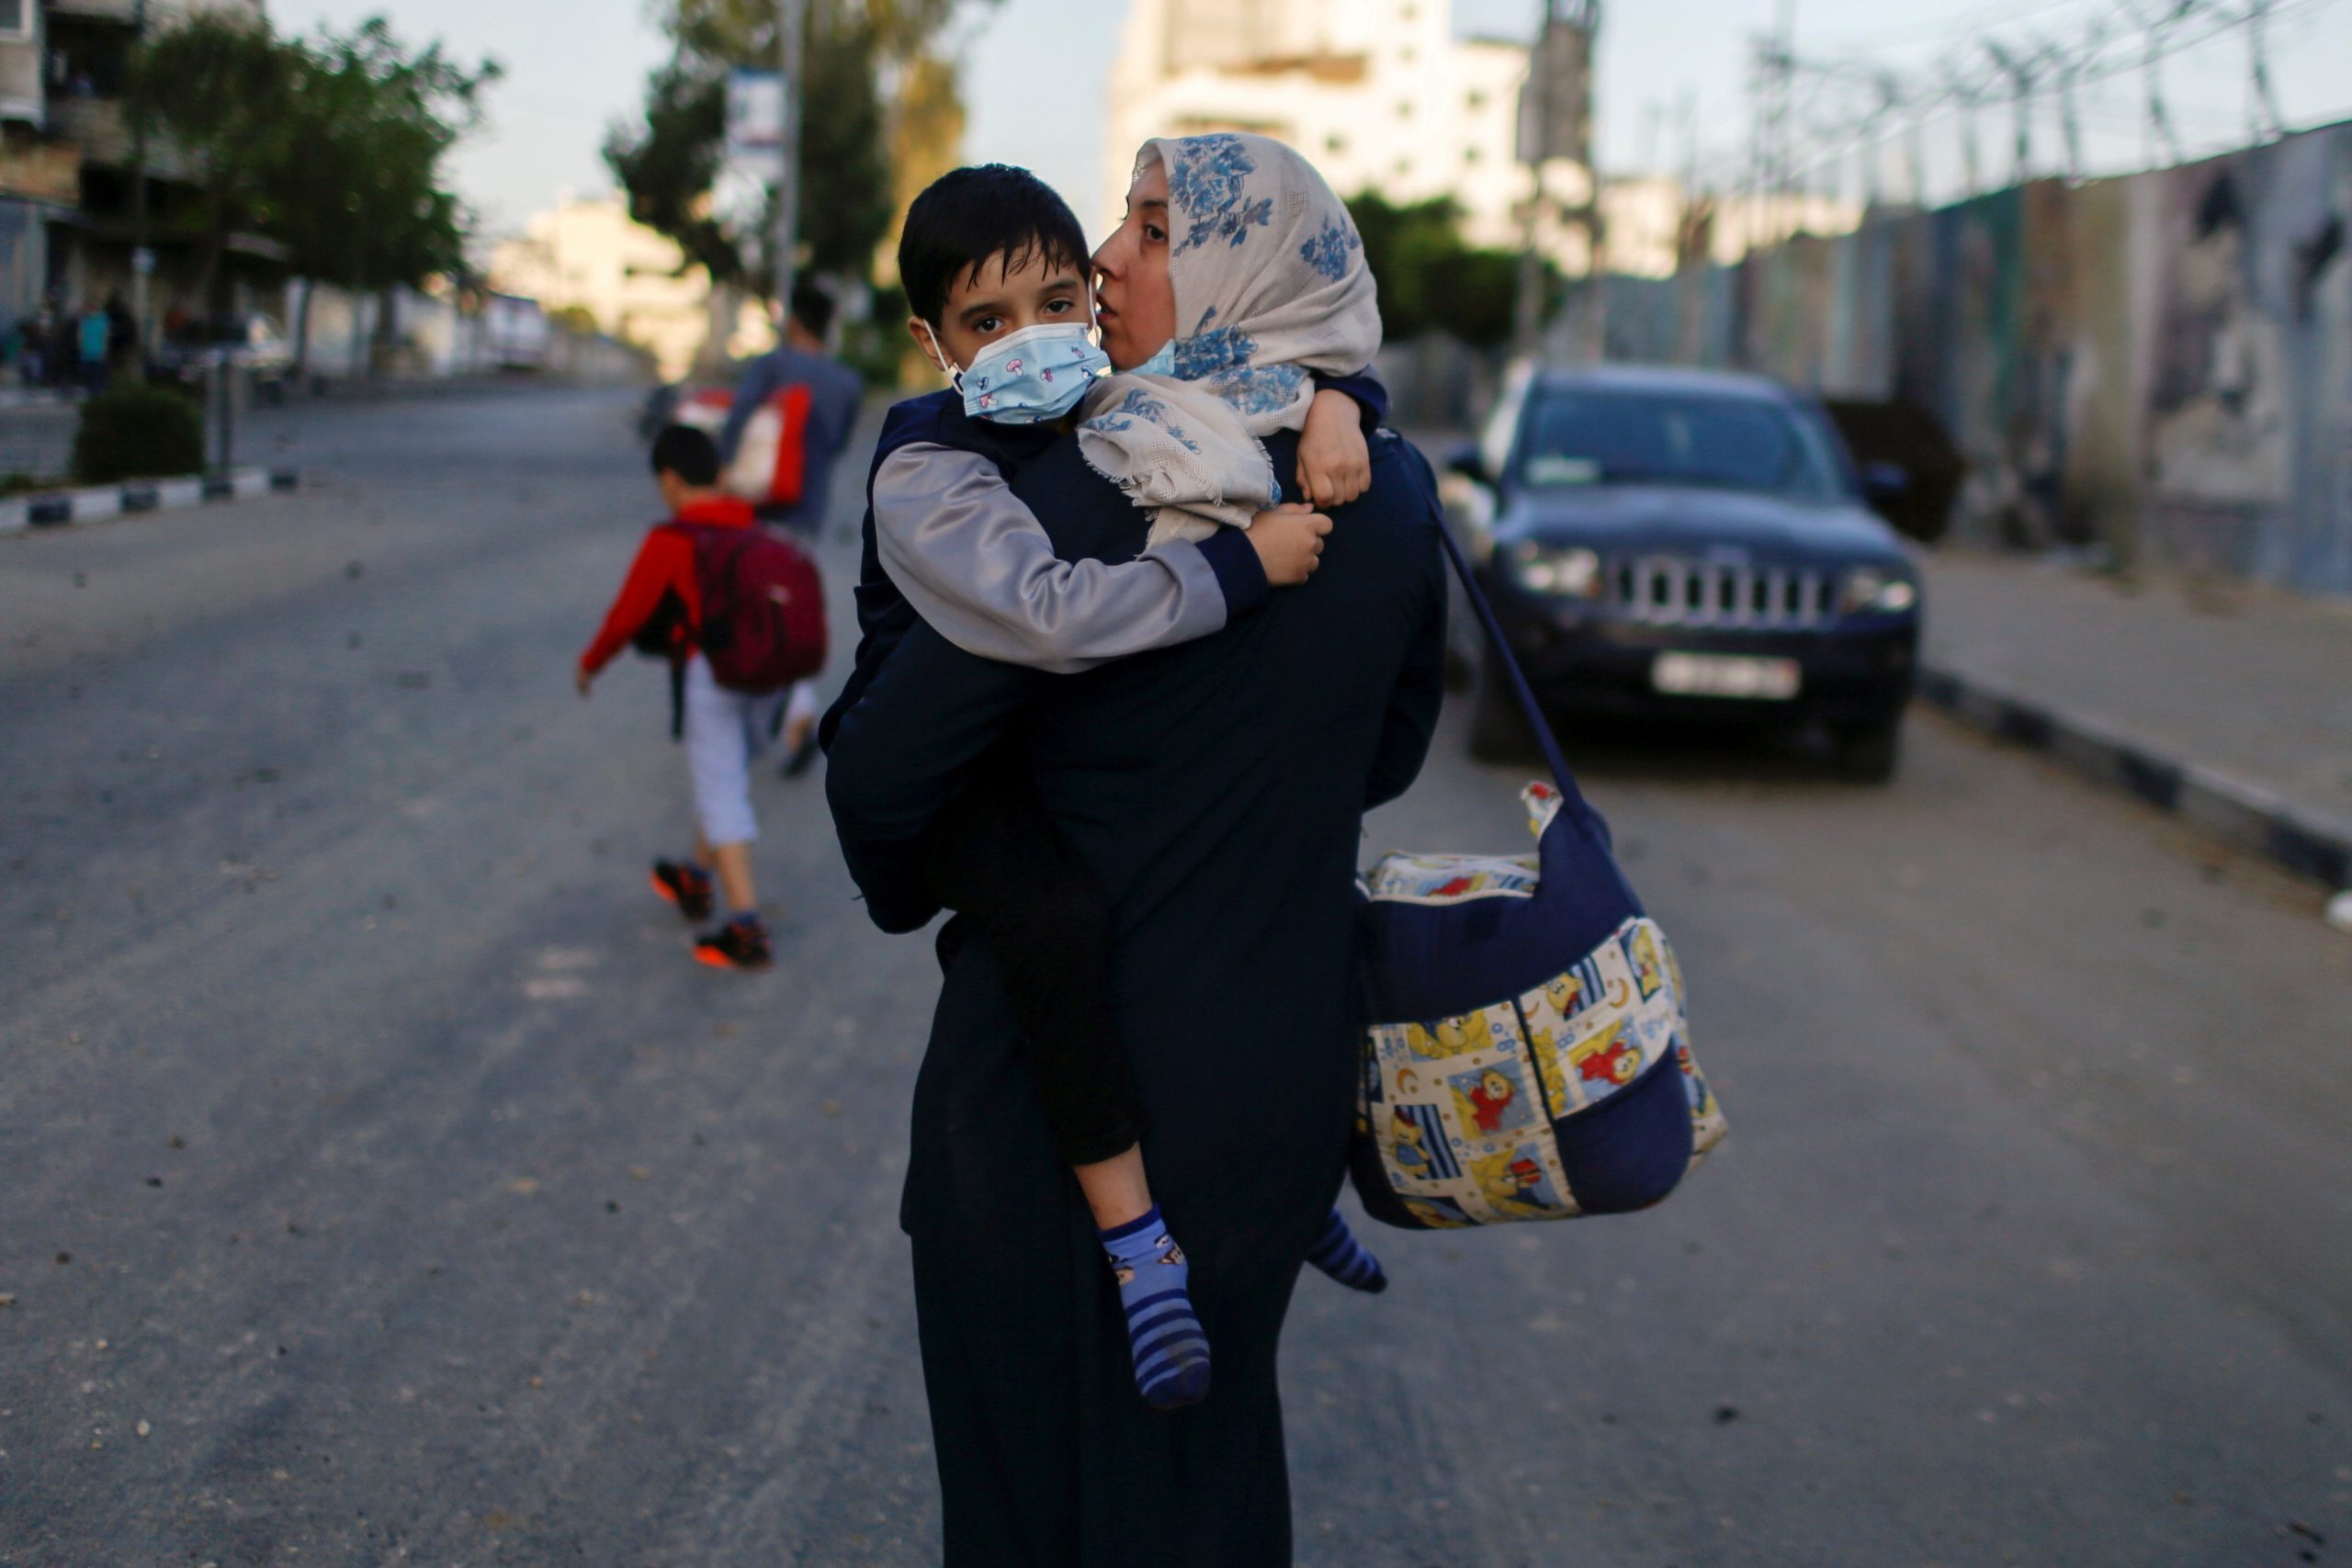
[{"left": 1517, "top": 389, "right": 1844, "bottom": 501}]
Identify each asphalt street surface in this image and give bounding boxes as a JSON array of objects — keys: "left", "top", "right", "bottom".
[{"left": 4, "top": 386, "right": 2348, "bottom": 1566}]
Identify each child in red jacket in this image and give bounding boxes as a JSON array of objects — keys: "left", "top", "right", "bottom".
[{"left": 576, "top": 425, "right": 780, "bottom": 970}]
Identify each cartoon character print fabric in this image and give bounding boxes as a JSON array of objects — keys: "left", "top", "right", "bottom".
[
  {"left": 1353, "top": 783, "right": 1726, "bottom": 1227},
  {"left": 1358, "top": 914, "right": 1722, "bottom": 1225}
]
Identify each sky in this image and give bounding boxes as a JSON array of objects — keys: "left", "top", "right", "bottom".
[{"left": 275, "top": 0, "right": 2352, "bottom": 243}]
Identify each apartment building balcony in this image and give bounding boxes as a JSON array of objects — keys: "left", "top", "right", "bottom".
[{"left": 45, "top": 0, "right": 141, "bottom": 22}]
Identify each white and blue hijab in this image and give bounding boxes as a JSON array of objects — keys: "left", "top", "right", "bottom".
[{"left": 1077, "top": 132, "right": 1383, "bottom": 547}]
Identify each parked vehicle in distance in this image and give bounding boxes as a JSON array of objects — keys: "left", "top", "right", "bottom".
[
  {"left": 149, "top": 314, "right": 295, "bottom": 401},
  {"left": 1446, "top": 364, "right": 1923, "bottom": 781}
]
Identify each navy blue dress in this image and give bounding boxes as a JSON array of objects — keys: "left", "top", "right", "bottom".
[{"left": 826, "top": 427, "right": 1448, "bottom": 1566}]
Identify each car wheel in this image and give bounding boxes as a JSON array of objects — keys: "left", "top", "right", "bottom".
[
  {"left": 1832, "top": 712, "right": 1904, "bottom": 784},
  {"left": 1466, "top": 649, "right": 1535, "bottom": 763}
]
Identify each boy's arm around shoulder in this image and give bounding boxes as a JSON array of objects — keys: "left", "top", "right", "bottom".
[{"left": 871, "top": 441, "right": 1275, "bottom": 672}]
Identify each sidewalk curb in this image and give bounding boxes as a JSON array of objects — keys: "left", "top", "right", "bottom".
[
  {"left": 1917, "top": 664, "right": 2352, "bottom": 893},
  {"left": 0, "top": 467, "right": 300, "bottom": 535}
]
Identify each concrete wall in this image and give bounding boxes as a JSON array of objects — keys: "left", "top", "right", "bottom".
[{"left": 1606, "top": 118, "right": 2352, "bottom": 597}]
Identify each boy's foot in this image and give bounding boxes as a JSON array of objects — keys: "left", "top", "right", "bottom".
[
  {"left": 1102, "top": 1205, "right": 1211, "bottom": 1410},
  {"left": 693, "top": 913, "right": 772, "bottom": 970},
  {"left": 778, "top": 728, "right": 820, "bottom": 780},
  {"left": 650, "top": 860, "right": 715, "bottom": 923},
  {"left": 1305, "top": 1208, "right": 1387, "bottom": 1293}
]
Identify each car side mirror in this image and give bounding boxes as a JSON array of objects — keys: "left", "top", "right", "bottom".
[
  {"left": 1445, "top": 443, "right": 1494, "bottom": 490},
  {"left": 1860, "top": 461, "right": 1909, "bottom": 506}
]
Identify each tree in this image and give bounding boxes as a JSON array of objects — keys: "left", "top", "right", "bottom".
[
  {"left": 123, "top": 13, "right": 296, "bottom": 310},
  {"left": 267, "top": 18, "right": 498, "bottom": 367},
  {"left": 606, "top": 0, "right": 996, "bottom": 304},
  {"left": 126, "top": 12, "right": 497, "bottom": 363},
  {"left": 1346, "top": 192, "right": 1559, "bottom": 349}
]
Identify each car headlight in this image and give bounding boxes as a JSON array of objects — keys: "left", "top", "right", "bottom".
[
  {"left": 1839, "top": 567, "right": 1917, "bottom": 615},
  {"left": 1506, "top": 542, "right": 1603, "bottom": 598}
]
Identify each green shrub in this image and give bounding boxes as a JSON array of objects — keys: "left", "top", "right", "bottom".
[{"left": 71, "top": 382, "right": 206, "bottom": 484}]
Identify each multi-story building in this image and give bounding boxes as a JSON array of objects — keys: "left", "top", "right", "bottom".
[
  {"left": 0, "top": 0, "right": 272, "bottom": 337},
  {"left": 1101, "top": 0, "right": 1593, "bottom": 271},
  {"left": 489, "top": 194, "right": 769, "bottom": 382}
]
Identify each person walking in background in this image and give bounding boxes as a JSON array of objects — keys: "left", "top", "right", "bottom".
[
  {"left": 76, "top": 302, "right": 109, "bottom": 397},
  {"left": 718, "top": 279, "right": 864, "bottom": 774},
  {"left": 576, "top": 425, "right": 790, "bottom": 972},
  {"left": 104, "top": 293, "right": 137, "bottom": 380}
]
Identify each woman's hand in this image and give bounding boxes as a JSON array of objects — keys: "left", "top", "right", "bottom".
[
  {"left": 1247, "top": 502, "right": 1332, "bottom": 587},
  {"left": 1296, "top": 387, "right": 1373, "bottom": 507}
]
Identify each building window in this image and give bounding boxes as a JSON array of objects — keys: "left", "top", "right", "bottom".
[
  {"left": 1395, "top": 158, "right": 1410, "bottom": 176},
  {"left": 1326, "top": 134, "right": 1349, "bottom": 156},
  {"left": 1464, "top": 146, "right": 1483, "bottom": 164},
  {"left": 1399, "top": 46, "right": 1416, "bottom": 63},
  {"left": 1402, "top": 2, "right": 1419, "bottom": 17},
  {"left": 0, "top": 0, "right": 27, "bottom": 40},
  {"left": 1396, "top": 100, "right": 1413, "bottom": 119},
  {"left": 1466, "top": 90, "right": 1488, "bottom": 111}
]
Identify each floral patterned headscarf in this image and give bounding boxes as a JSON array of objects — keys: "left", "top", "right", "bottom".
[{"left": 1077, "top": 132, "right": 1383, "bottom": 547}]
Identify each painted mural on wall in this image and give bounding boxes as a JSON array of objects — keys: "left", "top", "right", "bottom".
[{"left": 1611, "top": 118, "right": 2352, "bottom": 596}]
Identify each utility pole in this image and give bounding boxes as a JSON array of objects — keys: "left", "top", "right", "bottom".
[
  {"left": 1512, "top": 0, "right": 1554, "bottom": 355},
  {"left": 772, "top": 0, "right": 807, "bottom": 313},
  {"left": 130, "top": 0, "right": 152, "bottom": 367}
]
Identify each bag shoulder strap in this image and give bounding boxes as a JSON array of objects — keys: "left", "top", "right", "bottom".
[{"left": 1430, "top": 513, "right": 1595, "bottom": 821}]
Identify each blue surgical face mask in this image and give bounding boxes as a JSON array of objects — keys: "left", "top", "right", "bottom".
[
  {"left": 920, "top": 320, "right": 1110, "bottom": 424},
  {"left": 1131, "top": 340, "right": 1177, "bottom": 378}
]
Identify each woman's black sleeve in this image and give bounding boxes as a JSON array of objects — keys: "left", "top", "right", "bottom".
[
  {"left": 824, "top": 620, "right": 1047, "bottom": 932},
  {"left": 1365, "top": 527, "right": 1449, "bottom": 812}
]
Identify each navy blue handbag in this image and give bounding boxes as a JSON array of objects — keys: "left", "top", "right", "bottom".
[{"left": 1349, "top": 521, "right": 1726, "bottom": 1230}]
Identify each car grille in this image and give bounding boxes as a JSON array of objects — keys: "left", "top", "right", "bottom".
[{"left": 1611, "top": 556, "right": 1836, "bottom": 628}]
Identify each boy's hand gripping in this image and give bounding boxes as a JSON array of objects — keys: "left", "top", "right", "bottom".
[
  {"left": 1247, "top": 502, "right": 1332, "bottom": 587},
  {"left": 1296, "top": 386, "right": 1373, "bottom": 508}
]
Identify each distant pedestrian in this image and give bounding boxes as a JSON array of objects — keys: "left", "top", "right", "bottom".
[
  {"left": 577, "top": 424, "right": 820, "bottom": 971},
  {"left": 104, "top": 293, "right": 137, "bottom": 377},
  {"left": 717, "top": 279, "right": 862, "bottom": 773},
  {"left": 21, "top": 304, "right": 52, "bottom": 386},
  {"left": 76, "top": 304, "right": 109, "bottom": 396}
]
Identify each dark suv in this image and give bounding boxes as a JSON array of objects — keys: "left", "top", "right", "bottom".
[{"left": 1447, "top": 365, "right": 1922, "bottom": 780}]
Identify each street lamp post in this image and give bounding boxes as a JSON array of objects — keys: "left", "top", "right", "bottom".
[
  {"left": 1512, "top": 1, "right": 1554, "bottom": 355},
  {"left": 773, "top": 0, "right": 805, "bottom": 315}
]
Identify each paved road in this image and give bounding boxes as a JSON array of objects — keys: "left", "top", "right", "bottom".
[{"left": 3, "top": 386, "right": 2347, "bottom": 1566}]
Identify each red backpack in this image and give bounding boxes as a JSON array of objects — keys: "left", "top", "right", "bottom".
[{"left": 673, "top": 523, "right": 828, "bottom": 694}]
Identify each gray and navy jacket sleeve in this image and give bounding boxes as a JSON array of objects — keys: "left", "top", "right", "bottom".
[{"left": 871, "top": 442, "right": 1268, "bottom": 675}]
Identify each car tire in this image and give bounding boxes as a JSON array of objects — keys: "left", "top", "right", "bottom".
[
  {"left": 1832, "top": 712, "right": 1904, "bottom": 784},
  {"left": 1466, "top": 649, "right": 1535, "bottom": 763}
]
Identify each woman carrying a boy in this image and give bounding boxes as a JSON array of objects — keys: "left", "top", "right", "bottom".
[{"left": 829, "top": 134, "right": 1446, "bottom": 1564}]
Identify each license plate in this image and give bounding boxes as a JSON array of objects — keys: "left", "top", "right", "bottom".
[{"left": 1651, "top": 652, "right": 1802, "bottom": 700}]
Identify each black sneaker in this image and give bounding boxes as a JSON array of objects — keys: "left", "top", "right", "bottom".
[
  {"left": 779, "top": 729, "right": 820, "bottom": 780},
  {"left": 650, "top": 860, "right": 714, "bottom": 923},
  {"left": 694, "top": 913, "right": 772, "bottom": 971}
]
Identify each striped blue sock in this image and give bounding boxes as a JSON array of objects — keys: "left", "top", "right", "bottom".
[
  {"left": 1101, "top": 1205, "right": 1211, "bottom": 1410},
  {"left": 1305, "top": 1208, "right": 1387, "bottom": 1293}
]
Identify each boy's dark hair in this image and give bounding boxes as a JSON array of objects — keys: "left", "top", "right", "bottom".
[
  {"left": 897, "top": 164, "right": 1091, "bottom": 328},
  {"left": 650, "top": 423, "right": 720, "bottom": 488},
  {"left": 788, "top": 279, "right": 836, "bottom": 341}
]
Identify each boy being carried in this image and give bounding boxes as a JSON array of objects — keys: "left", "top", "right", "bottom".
[{"left": 825, "top": 164, "right": 1388, "bottom": 1413}]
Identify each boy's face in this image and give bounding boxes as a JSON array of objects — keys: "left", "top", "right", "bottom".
[
  {"left": 908, "top": 248, "right": 1089, "bottom": 375},
  {"left": 1093, "top": 159, "right": 1175, "bottom": 372}
]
